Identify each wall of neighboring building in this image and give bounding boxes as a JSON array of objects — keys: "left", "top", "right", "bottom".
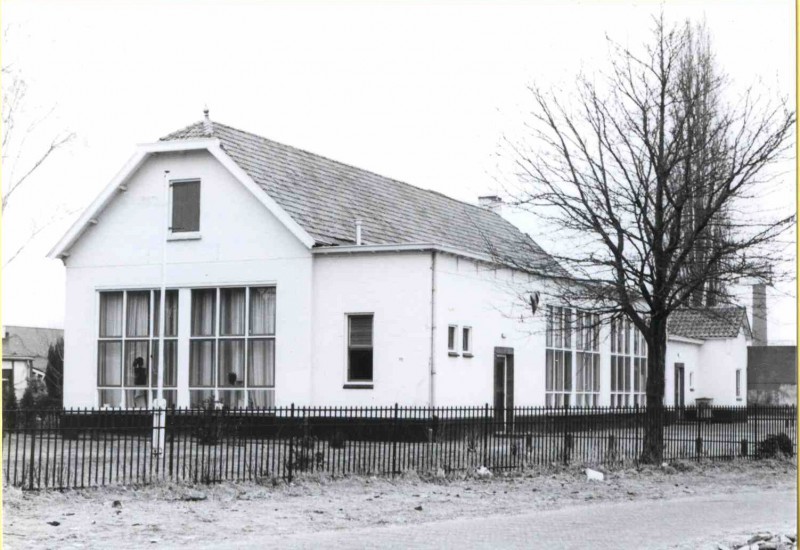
[
  {"left": 2, "top": 359, "right": 32, "bottom": 400},
  {"left": 62, "top": 150, "right": 313, "bottom": 407},
  {"left": 747, "top": 345, "right": 797, "bottom": 405},
  {"left": 311, "top": 252, "right": 433, "bottom": 406},
  {"left": 696, "top": 334, "right": 749, "bottom": 406}
]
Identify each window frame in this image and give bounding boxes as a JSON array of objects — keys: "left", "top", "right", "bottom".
[
  {"left": 610, "top": 315, "right": 647, "bottom": 408},
  {"left": 574, "top": 310, "right": 600, "bottom": 407},
  {"left": 345, "top": 313, "right": 374, "bottom": 386},
  {"left": 545, "top": 305, "right": 573, "bottom": 407},
  {"left": 168, "top": 178, "right": 202, "bottom": 240},
  {"left": 735, "top": 369, "right": 742, "bottom": 399},
  {"left": 462, "top": 326, "right": 473, "bottom": 357},
  {"left": 188, "top": 286, "right": 277, "bottom": 408},
  {"left": 447, "top": 325, "right": 459, "bottom": 356},
  {"left": 96, "top": 289, "right": 179, "bottom": 409}
]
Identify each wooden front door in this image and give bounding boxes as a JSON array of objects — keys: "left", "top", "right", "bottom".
[
  {"left": 493, "top": 349, "right": 514, "bottom": 428},
  {"left": 674, "top": 363, "right": 685, "bottom": 408}
]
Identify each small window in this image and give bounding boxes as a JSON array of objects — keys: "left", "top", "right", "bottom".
[
  {"left": 735, "top": 369, "right": 742, "bottom": 398},
  {"left": 462, "top": 326, "right": 472, "bottom": 355},
  {"left": 348, "top": 315, "right": 373, "bottom": 382},
  {"left": 447, "top": 325, "right": 458, "bottom": 354},
  {"left": 689, "top": 372, "right": 694, "bottom": 389},
  {"left": 171, "top": 180, "right": 200, "bottom": 233}
]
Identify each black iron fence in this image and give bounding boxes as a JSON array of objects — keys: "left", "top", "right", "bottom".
[{"left": 2, "top": 404, "right": 796, "bottom": 490}]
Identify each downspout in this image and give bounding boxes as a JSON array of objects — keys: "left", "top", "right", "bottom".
[{"left": 429, "top": 251, "right": 437, "bottom": 407}]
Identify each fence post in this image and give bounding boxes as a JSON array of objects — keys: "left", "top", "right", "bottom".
[
  {"left": 288, "top": 403, "right": 295, "bottom": 483},
  {"left": 392, "top": 403, "right": 398, "bottom": 476},
  {"left": 753, "top": 403, "right": 759, "bottom": 460},
  {"left": 28, "top": 418, "right": 36, "bottom": 490},
  {"left": 562, "top": 402, "right": 570, "bottom": 466},
  {"left": 483, "top": 403, "right": 489, "bottom": 467}
]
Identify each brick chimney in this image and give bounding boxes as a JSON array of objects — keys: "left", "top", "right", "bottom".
[{"left": 752, "top": 283, "right": 768, "bottom": 346}]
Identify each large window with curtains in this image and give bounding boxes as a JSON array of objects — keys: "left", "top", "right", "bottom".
[
  {"left": 189, "top": 286, "right": 276, "bottom": 408},
  {"left": 610, "top": 315, "right": 647, "bottom": 407},
  {"left": 97, "top": 290, "right": 178, "bottom": 408},
  {"left": 575, "top": 310, "right": 601, "bottom": 406},
  {"left": 545, "top": 306, "right": 572, "bottom": 407}
]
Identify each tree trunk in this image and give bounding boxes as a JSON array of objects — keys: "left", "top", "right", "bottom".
[{"left": 641, "top": 318, "right": 668, "bottom": 464}]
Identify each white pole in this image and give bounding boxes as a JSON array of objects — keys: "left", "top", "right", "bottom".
[{"left": 153, "top": 169, "right": 170, "bottom": 454}]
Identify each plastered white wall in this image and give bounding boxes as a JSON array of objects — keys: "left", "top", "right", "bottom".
[
  {"left": 62, "top": 150, "right": 313, "bottom": 407},
  {"left": 434, "top": 255, "right": 548, "bottom": 407},
  {"left": 697, "top": 335, "right": 748, "bottom": 406},
  {"left": 310, "top": 252, "right": 433, "bottom": 406}
]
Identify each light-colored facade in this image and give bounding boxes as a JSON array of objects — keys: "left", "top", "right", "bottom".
[{"left": 51, "top": 122, "right": 749, "bottom": 410}]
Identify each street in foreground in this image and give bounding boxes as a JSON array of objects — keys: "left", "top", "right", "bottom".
[{"left": 3, "top": 459, "right": 795, "bottom": 549}]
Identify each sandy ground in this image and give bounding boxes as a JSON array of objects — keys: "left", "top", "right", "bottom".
[{"left": 2, "top": 459, "right": 796, "bottom": 549}]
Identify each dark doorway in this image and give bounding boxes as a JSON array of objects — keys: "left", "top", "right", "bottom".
[
  {"left": 493, "top": 347, "right": 514, "bottom": 429},
  {"left": 674, "top": 363, "right": 685, "bottom": 409}
]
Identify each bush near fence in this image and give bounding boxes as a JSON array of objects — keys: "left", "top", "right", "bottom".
[{"left": 2, "top": 404, "right": 796, "bottom": 490}]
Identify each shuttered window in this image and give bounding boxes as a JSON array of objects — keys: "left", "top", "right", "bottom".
[
  {"left": 348, "top": 314, "right": 373, "bottom": 382},
  {"left": 171, "top": 180, "right": 200, "bottom": 233}
]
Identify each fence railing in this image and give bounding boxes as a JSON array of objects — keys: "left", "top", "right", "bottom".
[{"left": 2, "top": 404, "right": 796, "bottom": 490}]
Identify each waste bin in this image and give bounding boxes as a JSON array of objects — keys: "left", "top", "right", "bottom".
[{"left": 695, "top": 398, "right": 713, "bottom": 420}]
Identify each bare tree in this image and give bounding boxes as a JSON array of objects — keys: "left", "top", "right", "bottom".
[
  {"left": 2, "top": 30, "right": 75, "bottom": 266},
  {"left": 498, "top": 16, "right": 794, "bottom": 463}
]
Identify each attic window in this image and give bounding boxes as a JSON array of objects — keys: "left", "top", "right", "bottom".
[{"left": 170, "top": 180, "right": 200, "bottom": 233}]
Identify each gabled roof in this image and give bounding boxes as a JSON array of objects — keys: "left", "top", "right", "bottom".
[
  {"left": 667, "top": 307, "right": 752, "bottom": 340},
  {"left": 160, "top": 120, "right": 565, "bottom": 275}
]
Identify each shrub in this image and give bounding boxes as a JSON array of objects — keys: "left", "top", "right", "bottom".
[
  {"left": 757, "top": 433, "right": 794, "bottom": 459},
  {"left": 193, "top": 397, "right": 226, "bottom": 445},
  {"left": 328, "top": 430, "right": 347, "bottom": 449}
]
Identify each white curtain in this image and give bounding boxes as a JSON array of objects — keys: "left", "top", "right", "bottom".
[
  {"left": 248, "top": 339, "right": 275, "bottom": 387},
  {"left": 219, "top": 340, "right": 245, "bottom": 386},
  {"left": 191, "top": 289, "right": 216, "bottom": 336},
  {"left": 189, "top": 389, "right": 214, "bottom": 407},
  {"left": 99, "top": 389, "right": 122, "bottom": 408},
  {"left": 248, "top": 389, "right": 274, "bottom": 409},
  {"left": 99, "top": 293, "right": 123, "bottom": 337},
  {"left": 126, "top": 291, "right": 150, "bottom": 337},
  {"left": 219, "top": 390, "right": 244, "bottom": 408},
  {"left": 155, "top": 290, "right": 179, "bottom": 337},
  {"left": 190, "top": 340, "right": 215, "bottom": 386},
  {"left": 221, "top": 288, "right": 246, "bottom": 335},
  {"left": 249, "top": 287, "right": 276, "bottom": 335},
  {"left": 98, "top": 341, "right": 122, "bottom": 385},
  {"left": 124, "top": 340, "right": 149, "bottom": 386},
  {"left": 150, "top": 340, "right": 178, "bottom": 387}
]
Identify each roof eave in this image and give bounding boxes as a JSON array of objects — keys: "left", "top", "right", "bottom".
[{"left": 312, "top": 243, "right": 496, "bottom": 265}]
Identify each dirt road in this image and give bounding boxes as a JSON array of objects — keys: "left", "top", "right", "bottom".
[
  {"left": 254, "top": 489, "right": 796, "bottom": 550},
  {"left": 3, "top": 459, "right": 795, "bottom": 549}
]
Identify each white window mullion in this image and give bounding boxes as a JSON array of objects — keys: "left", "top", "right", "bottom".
[
  {"left": 244, "top": 287, "right": 250, "bottom": 408},
  {"left": 215, "top": 287, "right": 220, "bottom": 401},
  {"left": 120, "top": 291, "right": 128, "bottom": 408}
]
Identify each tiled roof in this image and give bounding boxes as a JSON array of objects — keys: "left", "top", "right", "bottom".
[
  {"left": 667, "top": 307, "right": 751, "bottom": 340},
  {"left": 161, "top": 121, "right": 566, "bottom": 275}
]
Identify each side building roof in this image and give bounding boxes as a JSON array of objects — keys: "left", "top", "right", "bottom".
[{"left": 667, "top": 307, "right": 752, "bottom": 340}]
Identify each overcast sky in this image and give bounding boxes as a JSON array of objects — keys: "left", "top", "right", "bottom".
[{"left": 1, "top": 0, "right": 796, "bottom": 342}]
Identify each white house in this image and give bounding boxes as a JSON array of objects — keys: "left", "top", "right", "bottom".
[{"left": 48, "top": 113, "right": 749, "bottom": 411}]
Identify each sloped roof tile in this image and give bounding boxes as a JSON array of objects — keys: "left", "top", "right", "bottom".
[
  {"left": 161, "top": 121, "right": 566, "bottom": 275},
  {"left": 668, "top": 307, "right": 751, "bottom": 340}
]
